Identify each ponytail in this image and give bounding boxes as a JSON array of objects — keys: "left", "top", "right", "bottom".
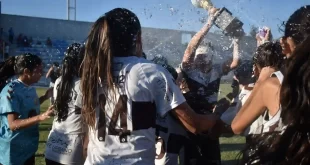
[
  {"left": 54, "top": 56, "right": 77, "bottom": 122},
  {"left": 0, "top": 56, "right": 16, "bottom": 91},
  {"left": 0, "top": 54, "right": 42, "bottom": 92},
  {"left": 55, "top": 43, "right": 84, "bottom": 122}
]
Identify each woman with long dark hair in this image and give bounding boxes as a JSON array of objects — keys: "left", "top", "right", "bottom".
[
  {"left": 242, "top": 36, "right": 310, "bottom": 165},
  {"left": 232, "top": 42, "right": 284, "bottom": 135},
  {"left": 232, "top": 5, "right": 310, "bottom": 134},
  {"left": 0, "top": 53, "right": 54, "bottom": 165},
  {"left": 45, "top": 43, "right": 86, "bottom": 165},
  {"left": 76, "top": 8, "right": 219, "bottom": 165},
  {"left": 0, "top": 56, "right": 15, "bottom": 91},
  {"left": 235, "top": 5, "right": 310, "bottom": 164}
]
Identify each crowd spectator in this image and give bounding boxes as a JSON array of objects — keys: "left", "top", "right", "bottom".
[
  {"left": 46, "top": 37, "right": 52, "bottom": 47},
  {"left": 0, "top": 28, "right": 3, "bottom": 40},
  {"left": 46, "top": 62, "right": 61, "bottom": 105},
  {"left": 29, "top": 37, "right": 33, "bottom": 46},
  {"left": 23, "top": 36, "right": 29, "bottom": 47},
  {"left": 0, "top": 40, "right": 3, "bottom": 59},
  {"left": 4, "top": 42, "right": 9, "bottom": 60},
  {"left": 17, "top": 34, "right": 23, "bottom": 47},
  {"left": 37, "top": 40, "right": 42, "bottom": 45},
  {"left": 8, "top": 27, "right": 14, "bottom": 44}
]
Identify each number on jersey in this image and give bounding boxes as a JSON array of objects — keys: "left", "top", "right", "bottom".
[
  {"left": 97, "top": 94, "right": 131, "bottom": 143},
  {"left": 155, "top": 137, "right": 166, "bottom": 160}
]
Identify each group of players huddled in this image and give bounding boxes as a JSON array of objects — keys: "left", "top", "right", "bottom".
[{"left": 0, "top": 5, "right": 310, "bottom": 165}]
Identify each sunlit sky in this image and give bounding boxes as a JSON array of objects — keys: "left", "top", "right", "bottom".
[{"left": 1, "top": 0, "right": 309, "bottom": 38}]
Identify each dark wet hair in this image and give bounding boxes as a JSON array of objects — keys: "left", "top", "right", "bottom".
[
  {"left": 242, "top": 34, "right": 310, "bottom": 165},
  {"left": 152, "top": 55, "right": 178, "bottom": 80},
  {"left": 53, "top": 62, "right": 59, "bottom": 67},
  {"left": 81, "top": 8, "right": 141, "bottom": 128},
  {"left": 284, "top": 5, "right": 310, "bottom": 45},
  {"left": 241, "top": 6, "right": 310, "bottom": 164},
  {"left": 54, "top": 43, "right": 84, "bottom": 122},
  {"left": 152, "top": 55, "right": 168, "bottom": 65},
  {"left": 234, "top": 60, "right": 254, "bottom": 85},
  {"left": 142, "top": 52, "right": 147, "bottom": 59},
  {"left": 65, "top": 43, "right": 85, "bottom": 76},
  {"left": 253, "top": 42, "right": 284, "bottom": 69},
  {"left": 0, "top": 53, "right": 42, "bottom": 91}
]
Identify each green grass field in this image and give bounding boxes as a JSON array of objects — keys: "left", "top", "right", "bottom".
[{"left": 35, "top": 84, "right": 245, "bottom": 165}]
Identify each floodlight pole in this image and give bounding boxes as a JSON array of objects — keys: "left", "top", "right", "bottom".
[{"left": 67, "top": 0, "right": 76, "bottom": 21}]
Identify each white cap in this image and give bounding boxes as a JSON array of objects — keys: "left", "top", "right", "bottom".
[{"left": 195, "top": 45, "right": 209, "bottom": 56}]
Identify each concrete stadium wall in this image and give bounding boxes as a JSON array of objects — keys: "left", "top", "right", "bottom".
[
  {"left": 0, "top": 14, "right": 194, "bottom": 66},
  {"left": 0, "top": 14, "right": 256, "bottom": 61},
  {"left": 0, "top": 14, "right": 256, "bottom": 84},
  {"left": 0, "top": 14, "right": 91, "bottom": 41}
]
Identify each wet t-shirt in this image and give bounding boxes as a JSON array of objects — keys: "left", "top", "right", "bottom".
[
  {"left": 75, "top": 57, "right": 186, "bottom": 165},
  {"left": 181, "top": 64, "right": 224, "bottom": 114},
  {"left": 0, "top": 80, "right": 40, "bottom": 165}
]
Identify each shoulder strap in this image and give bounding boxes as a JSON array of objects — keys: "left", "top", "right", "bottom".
[{"left": 271, "top": 71, "right": 284, "bottom": 84}]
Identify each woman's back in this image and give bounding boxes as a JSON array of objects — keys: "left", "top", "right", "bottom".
[
  {"left": 45, "top": 77, "right": 86, "bottom": 165},
  {"left": 77, "top": 56, "right": 185, "bottom": 165},
  {"left": 51, "top": 77, "right": 85, "bottom": 134},
  {"left": 45, "top": 43, "right": 86, "bottom": 165}
]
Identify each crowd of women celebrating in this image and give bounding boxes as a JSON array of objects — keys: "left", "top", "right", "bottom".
[{"left": 0, "top": 4, "right": 309, "bottom": 165}]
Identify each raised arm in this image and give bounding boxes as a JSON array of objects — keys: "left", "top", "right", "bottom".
[
  {"left": 46, "top": 66, "right": 53, "bottom": 78},
  {"left": 182, "top": 11, "right": 219, "bottom": 70},
  {"left": 264, "top": 27, "right": 272, "bottom": 42},
  {"left": 222, "top": 37, "right": 240, "bottom": 74}
]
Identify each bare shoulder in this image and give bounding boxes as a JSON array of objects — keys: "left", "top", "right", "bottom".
[
  {"left": 262, "top": 77, "right": 281, "bottom": 91},
  {"left": 253, "top": 77, "right": 280, "bottom": 95},
  {"left": 261, "top": 77, "right": 281, "bottom": 115}
]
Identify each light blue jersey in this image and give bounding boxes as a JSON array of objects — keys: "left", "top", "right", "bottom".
[{"left": 0, "top": 79, "right": 40, "bottom": 165}]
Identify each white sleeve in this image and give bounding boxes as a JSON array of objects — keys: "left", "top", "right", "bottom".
[
  {"left": 140, "top": 63, "right": 186, "bottom": 117},
  {"left": 53, "top": 78, "right": 61, "bottom": 101},
  {"left": 241, "top": 91, "right": 252, "bottom": 106},
  {"left": 74, "top": 80, "right": 83, "bottom": 109},
  {"left": 74, "top": 90, "right": 83, "bottom": 109}
]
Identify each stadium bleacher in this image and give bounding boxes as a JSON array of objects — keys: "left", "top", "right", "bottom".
[{"left": 12, "top": 38, "right": 83, "bottom": 86}]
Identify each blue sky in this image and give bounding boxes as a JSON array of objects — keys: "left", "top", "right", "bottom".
[{"left": 1, "top": 0, "right": 309, "bottom": 38}]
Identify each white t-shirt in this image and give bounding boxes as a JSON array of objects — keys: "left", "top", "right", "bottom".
[
  {"left": 75, "top": 56, "right": 186, "bottom": 165},
  {"left": 181, "top": 64, "right": 224, "bottom": 105},
  {"left": 45, "top": 77, "right": 86, "bottom": 164},
  {"left": 183, "top": 64, "right": 224, "bottom": 88},
  {"left": 221, "top": 86, "right": 252, "bottom": 125},
  {"left": 155, "top": 113, "right": 187, "bottom": 165}
]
